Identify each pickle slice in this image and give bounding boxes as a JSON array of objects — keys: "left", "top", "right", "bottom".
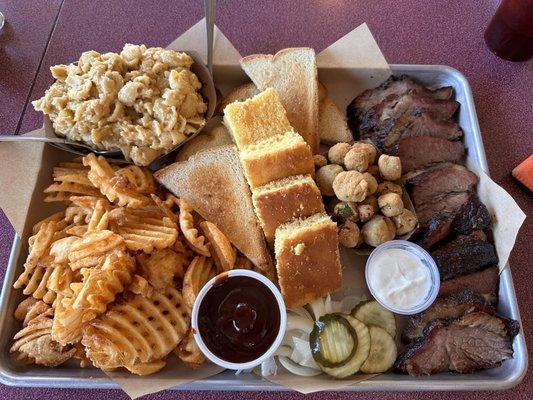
[
  {"left": 310, "top": 314, "right": 357, "bottom": 368},
  {"left": 360, "top": 325, "right": 397, "bottom": 373},
  {"left": 352, "top": 300, "right": 396, "bottom": 338},
  {"left": 320, "top": 316, "right": 371, "bottom": 378}
]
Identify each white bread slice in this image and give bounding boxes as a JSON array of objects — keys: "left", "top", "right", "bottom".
[
  {"left": 176, "top": 123, "right": 233, "bottom": 162},
  {"left": 217, "top": 83, "right": 259, "bottom": 115},
  {"left": 240, "top": 48, "right": 320, "bottom": 153},
  {"left": 318, "top": 81, "right": 328, "bottom": 102},
  {"left": 274, "top": 213, "right": 342, "bottom": 309},
  {"left": 154, "top": 145, "right": 273, "bottom": 275},
  {"left": 219, "top": 80, "right": 327, "bottom": 114},
  {"left": 252, "top": 175, "right": 325, "bottom": 243},
  {"left": 223, "top": 88, "right": 293, "bottom": 149},
  {"left": 240, "top": 131, "right": 314, "bottom": 188},
  {"left": 318, "top": 97, "right": 353, "bottom": 145}
]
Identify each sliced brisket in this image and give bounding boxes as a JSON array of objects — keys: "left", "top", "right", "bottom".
[
  {"left": 406, "top": 164, "right": 478, "bottom": 209},
  {"left": 438, "top": 267, "right": 500, "bottom": 305},
  {"left": 431, "top": 231, "right": 499, "bottom": 281},
  {"left": 396, "top": 311, "right": 519, "bottom": 375},
  {"left": 414, "top": 194, "right": 492, "bottom": 249},
  {"left": 402, "top": 290, "right": 493, "bottom": 343},
  {"left": 361, "top": 113, "right": 463, "bottom": 151},
  {"left": 349, "top": 75, "right": 454, "bottom": 118},
  {"left": 453, "top": 194, "right": 492, "bottom": 234},
  {"left": 413, "top": 212, "right": 455, "bottom": 249},
  {"left": 396, "top": 136, "right": 465, "bottom": 173},
  {"left": 358, "top": 93, "right": 459, "bottom": 135}
]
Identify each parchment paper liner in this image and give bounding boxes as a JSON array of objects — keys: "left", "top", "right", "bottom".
[{"left": 0, "top": 19, "right": 526, "bottom": 398}]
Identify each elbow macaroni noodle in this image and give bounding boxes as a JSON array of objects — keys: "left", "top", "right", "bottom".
[{"left": 33, "top": 44, "right": 207, "bottom": 166}]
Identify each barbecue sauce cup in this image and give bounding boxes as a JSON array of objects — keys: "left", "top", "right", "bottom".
[{"left": 191, "top": 269, "right": 287, "bottom": 370}]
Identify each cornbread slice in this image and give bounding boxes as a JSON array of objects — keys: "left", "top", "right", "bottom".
[
  {"left": 252, "top": 175, "right": 325, "bottom": 243},
  {"left": 223, "top": 88, "right": 293, "bottom": 149},
  {"left": 274, "top": 213, "right": 342, "bottom": 309},
  {"left": 154, "top": 145, "right": 273, "bottom": 276},
  {"left": 240, "top": 131, "right": 314, "bottom": 188}
]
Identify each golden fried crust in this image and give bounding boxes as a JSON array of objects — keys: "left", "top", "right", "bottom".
[
  {"left": 276, "top": 221, "right": 342, "bottom": 309},
  {"left": 253, "top": 180, "right": 324, "bottom": 242},
  {"left": 241, "top": 142, "right": 314, "bottom": 188}
]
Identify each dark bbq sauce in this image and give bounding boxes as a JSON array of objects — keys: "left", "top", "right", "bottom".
[{"left": 197, "top": 275, "right": 280, "bottom": 363}]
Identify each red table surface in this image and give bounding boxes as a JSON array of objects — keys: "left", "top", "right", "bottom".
[{"left": 1, "top": 0, "right": 532, "bottom": 399}]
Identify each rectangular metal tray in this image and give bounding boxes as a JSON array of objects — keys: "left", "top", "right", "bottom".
[{"left": 0, "top": 64, "right": 527, "bottom": 391}]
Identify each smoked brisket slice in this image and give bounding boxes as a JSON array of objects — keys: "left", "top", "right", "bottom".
[
  {"left": 360, "top": 112, "right": 463, "bottom": 151},
  {"left": 438, "top": 267, "right": 499, "bottom": 305},
  {"left": 453, "top": 194, "right": 492, "bottom": 234},
  {"left": 402, "top": 290, "right": 493, "bottom": 343},
  {"left": 349, "top": 75, "right": 453, "bottom": 118},
  {"left": 358, "top": 93, "right": 459, "bottom": 135},
  {"left": 396, "top": 310, "right": 519, "bottom": 375},
  {"left": 431, "top": 231, "right": 498, "bottom": 281},
  {"left": 396, "top": 136, "right": 465, "bottom": 173},
  {"left": 414, "top": 194, "right": 492, "bottom": 249}
]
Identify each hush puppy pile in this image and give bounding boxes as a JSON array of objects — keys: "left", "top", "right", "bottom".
[{"left": 314, "top": 141, "right": 417, "bottom": 249}]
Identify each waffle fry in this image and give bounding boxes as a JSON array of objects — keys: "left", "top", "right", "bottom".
[
  {"left": 65, "top": 225, "right": 88, "bottom": 237},
  {"left": 68, "top": 230, "right": 125, "bottom": 270},
  {"left": 14, "top": 221, "right": 58, "bottom": 290},
  {"left": 129, "top": 275, "right": 154, "bottom": 298},
  {"left": 137, "top": 248, "right": 184, "bottom": 290},
  {"left": 151, "top": 193, "right": 180, "bottom": 222},
  {"left": 175, "top": 330, "right": 205, "bottom": 369},
  {"left": 14, "top": 297, "right": 39, "bottom": 323},
  {"left": 182, "top": 256, "right": 214, "bottom": 310},
  {"left": 19, "top": 255, "right": 57, "bottom": 304},
  {"left": 47, "top": 262, "right": 79, "bottom": 297},
  {"left": 82, "top": 286, "right": 189, "bottom": 374},
  {"left": 87, "top": 199, "right": 110, "bottom": 232},
  {"left": 49, "top": 236, "right": 78, "bottom": 264},
  {"left": 72, "top": 250, "right": 134, "bottom": 315},
  {"left": 53, "top": 250, "right": 134, "bottom": 345},
  {"left": 32, "top": 211, "right": 65, "bottom": 235},
  {"left": 83, "top": 154, "right": 151, "bottom": 208},
  {"left": 113, "top": 165, "right": 156, "bottom": 195},
  {"left": 109, "top": 207, "right": 178, "bottom": 253},
  {"left": 11, "top": 302, "right": 76, "bottom": 367},
  {"left": 200, "top": 221, "right": 236, "bottom": 273},
  {"left": 127, "top": 360, "right": 167, "bottom": 376},
  {"left": 173, "top": 236, "right": 196, "bottom": 265},
  {"left": 178, "top": 199, "right": 210, "bottom": 256},
  {"left": 44, "top": 163, "right": 102, "bottom": 202}
]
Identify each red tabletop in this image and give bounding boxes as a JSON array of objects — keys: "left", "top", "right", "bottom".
[{"left": 1, "top": 1, "right": 532, "bottom": 399}]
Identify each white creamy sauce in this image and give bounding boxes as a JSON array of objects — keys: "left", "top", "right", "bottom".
[{"left": 368, "top": 248, "right": 430, "bottom": 310}]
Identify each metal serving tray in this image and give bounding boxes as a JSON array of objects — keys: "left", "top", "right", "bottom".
[{"left": 0, "top": 65, "right": 527, "bottom": 391}]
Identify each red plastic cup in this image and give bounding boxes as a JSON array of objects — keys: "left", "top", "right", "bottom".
[{"left": 484, "top": 0, "right": 533, "bottom": 62}]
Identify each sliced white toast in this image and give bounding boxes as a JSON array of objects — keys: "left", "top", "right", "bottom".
[
  {"left": 240, "top": 48, "right": 320, "bottom": 153},
  {"left": 176, "top": 122, "right": 233, "bottom": 162},
  {"left": 154, "top": 145, "right": 273, "bottom": 275},
  {"left": 319, "top": 97, "right": 353, "bottom": 145}
]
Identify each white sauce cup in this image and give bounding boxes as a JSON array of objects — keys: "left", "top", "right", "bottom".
[
  {"left": 191, "top": 269, "right": 287, "bottom": 370},
  {"left": 365, "top": 240, "right": 440, "bottom": 315}
]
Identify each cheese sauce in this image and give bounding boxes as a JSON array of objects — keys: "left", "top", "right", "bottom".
[{"left": 367, "top": 248, "right": 431, "bottom": 310}]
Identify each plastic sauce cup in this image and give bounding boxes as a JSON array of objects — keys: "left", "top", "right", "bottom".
[
  {"left": 365, "top": 240, "right": 440, "bottom": 315},
  {"left": 191, "top": 269, "right": 287, "bottom": 370}
]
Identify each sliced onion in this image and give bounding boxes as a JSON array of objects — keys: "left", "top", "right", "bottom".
[{"left": 278, "top": 356, "right": 322, "bottom": 377}]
